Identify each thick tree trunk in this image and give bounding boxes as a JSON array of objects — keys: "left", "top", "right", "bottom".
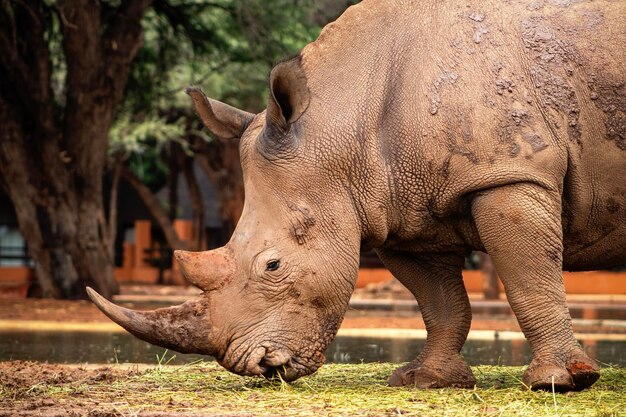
[
  {"left": 0, "top": 0, "right": 151, "bottom": 299},
  {"left": 0, "top": 101, "right": 59, "bottom": 298},
  {"left": 0, "top": 99, "right": 115, "bottom": 298}
]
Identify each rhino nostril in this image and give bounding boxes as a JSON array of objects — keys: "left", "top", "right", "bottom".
[
  {"left": 260, "top": 349, "right": 291, "bottom": 368},
  {"left": 259, "top": 349, "right": 292, "bottom": 380}
]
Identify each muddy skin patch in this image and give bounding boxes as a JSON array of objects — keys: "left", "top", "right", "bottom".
[
  {"left": 429, "top": 71, "right": 458, "bottom": 115},
  {"left": 522, "top": 133, "right": 549, "bottom": 153},
  {"left": 510, "top": 109, "right": 530, "bottom": 126},
  {"left": 496, "top": 106, "right": 546, "bottom": 158},
  {"left": 441, "top": 110, "right": 480, "bottom": 165},
  {"left": 448, "top": 146, "right": 479, "bottom": 164},
  {"left": 462, "top": 10, "right": 489, "bottom": 44},
  {"left": 473, "top": 25, "right": 489, "bottom": 44},
  {"left": 521, "top": 18, "right": 582, "bottom": 146},
  {"left": 490, "top": 61, "right": 522, "bottom": 98},
  {"left": 580, "top": 9, "right": 604, "bottom": 29},
  {"left": 287, "top": 203, "right": 316, "bottom": 245},
  {"left": 546, "top": 0, "right": 584, "bottom": 7},
  {"left": 509, "top": 141, "right": 521, "bottom": 157},
  {"left": 587, "top": 76, "right": 626, "bottom": 151}
]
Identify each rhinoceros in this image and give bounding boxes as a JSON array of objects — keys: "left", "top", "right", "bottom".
[{"left": 88, "top": 0, "right": 626, "bottom": 392}]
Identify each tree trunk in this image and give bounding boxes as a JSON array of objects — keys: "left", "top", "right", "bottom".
[
  {"left": 0, "top": 96, "right": 121, "bottom": 298},
  {"left": 0, "top": 101, "right": 59, "bottom": 298},
  {"left": 0, "top": 0, "right": 152, "bottom": 299}
]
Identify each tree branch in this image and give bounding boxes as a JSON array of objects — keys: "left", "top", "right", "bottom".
[
  {"left": 121, "top": 166, "right": 191, "bottom": 251},
  {"left": 182, "top": 159, "right": 204, "bottom": 251},
  {"left": 103, "top": 0, "right": 153, "bottom": 72}
]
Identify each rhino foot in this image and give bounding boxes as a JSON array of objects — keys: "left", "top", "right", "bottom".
[
  {"left": 524, "top": 353, "right": 600, "bottom": 392},
  {"left": 388, "top": 355, "right": 476, "bottom": 389},
  {"left": 567, "top": 358, "right": 600, "bottom": 391}
]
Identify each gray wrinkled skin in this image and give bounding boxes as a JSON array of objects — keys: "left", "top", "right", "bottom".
[{"left": 90, "top": 0, "right": 625, "bottom": 392}]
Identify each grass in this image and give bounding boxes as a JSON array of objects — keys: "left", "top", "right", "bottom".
[{"left": 2, "top": 361, "right": 625, "bottom": 416}]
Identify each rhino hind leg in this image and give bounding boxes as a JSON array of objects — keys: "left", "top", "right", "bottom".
[
  {"left": 376, "top": 249, "right": 476, "bottom": 389},
  {"left": 472, "top": 183, "right": 600, "bottom": 392}
]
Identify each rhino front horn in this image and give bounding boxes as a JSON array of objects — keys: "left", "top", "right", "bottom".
[{"left": 86, "top": 287, "right": 215, "bottom": 355}]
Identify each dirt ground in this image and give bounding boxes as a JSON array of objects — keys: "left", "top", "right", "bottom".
[
  {"left": 0, "top": 361, "right": 136, "bottom": 417},
  {"left": 0, "top": 361, "right": 206, "bottom": 417},
  {"left": 0, "top": 361, "right": 218, "bottom": 416}
]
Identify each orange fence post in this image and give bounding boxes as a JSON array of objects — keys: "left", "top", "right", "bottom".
[{"left": 134, "top": 220, "right": 151, "bottom": 268}]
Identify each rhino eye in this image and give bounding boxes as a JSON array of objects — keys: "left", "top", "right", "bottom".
[{"left": 266, "top": 260, "right": 280, "bottom": 271}]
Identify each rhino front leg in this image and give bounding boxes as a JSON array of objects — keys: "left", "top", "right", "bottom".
[
  {"left": 376, "top": 249, "right": 476, "bottom": 388},
  {"left": 471, "top": 183, "right": 599, "bottom": 391}
]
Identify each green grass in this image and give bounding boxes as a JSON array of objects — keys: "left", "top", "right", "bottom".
[{"left": 3, "top": 361, "right": 625, "bottom": 416}]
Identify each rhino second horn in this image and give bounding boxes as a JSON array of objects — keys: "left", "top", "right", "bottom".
[
  {"left": 174, "top": 247, "right": 235, "bottom": 291},
  {"left": 86, "top": 287, "right": 215, "bottom": 355}
]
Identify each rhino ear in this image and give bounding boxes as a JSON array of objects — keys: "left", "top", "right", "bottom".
[
  {"left": 186, "top": 87, "right": 254, "bottom": 139},
  {"left": 267, "top": 58, "right": 310, "bottom": 131}
]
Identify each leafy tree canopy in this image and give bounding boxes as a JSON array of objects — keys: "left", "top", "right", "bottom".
[{"left": 111, "top": 0, "right": 324, "bottom": 189}]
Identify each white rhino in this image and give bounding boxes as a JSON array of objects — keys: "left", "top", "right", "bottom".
[{"left": 89, "top": 0, "right": 625, "bottom": 392}]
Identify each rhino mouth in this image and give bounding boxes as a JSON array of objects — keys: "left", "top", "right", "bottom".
[
  {"left": 261, "top": 354, "right": 324, "bottom": 382},
  {"left": 267, "top": 355, "right": 325, "bottom": 382},
  {"left": 221, "top": 342, "right": 324, "bottom": 382}
]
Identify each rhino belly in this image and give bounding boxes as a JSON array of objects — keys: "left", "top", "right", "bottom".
[{"left": 562, "top": 205, "right": 626, "bottom": 271}]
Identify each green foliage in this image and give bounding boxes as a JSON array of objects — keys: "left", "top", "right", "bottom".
[
  {"left": 109, "top": 114, "right": 185, "bottom": 155},
  {"left": 109, "top": 113, "right": 187, "bottom": 188},
  {"left": 111, "top": 0, "right": 325, "bottom": 184},
  {"left": 121, "top": 0, "right": 321, "bottom": 114}
]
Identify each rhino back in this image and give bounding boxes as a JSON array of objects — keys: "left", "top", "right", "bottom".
[{"left": 299, "top": 0, "right": 626, "bottom": 269}]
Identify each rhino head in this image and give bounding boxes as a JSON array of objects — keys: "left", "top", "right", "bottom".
[{"left": 88, "top": 58, "right": 364, "bottom": 381}]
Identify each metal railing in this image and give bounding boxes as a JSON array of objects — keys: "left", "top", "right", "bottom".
[{"left": 0, "top": 245, "right": 30, "bottom": 266}]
